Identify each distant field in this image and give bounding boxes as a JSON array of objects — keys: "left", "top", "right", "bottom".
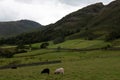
[
  {"left": 0, "top": 45, "right": 16, "bottom": 48},
  {"left": 2, "top": 39, "right": 119, "bottom": 49},
  {"left": 0, "top": 49, "right": 56, "bottom": 66},
  {"left": 48, "top": 39, "right": 110, "bottom": 49}
]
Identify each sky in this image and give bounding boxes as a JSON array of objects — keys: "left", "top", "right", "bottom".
[{"left": 0, "top": 0, "right": 114, "bottom": 25}]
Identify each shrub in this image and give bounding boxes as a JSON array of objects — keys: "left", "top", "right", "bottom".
[
  {"left": 101, "top": 44, "right": 112, "bottom": 50},
  {"left": 16, "top": 44, "right": 25, "bottom": 49},
  {"left": 105, "top": 31, "right": 120, "bottom": 41},
  {"left": 15, "top": 44, "right": 28, "bottom": 53},
  {"left": 0, "top": 49, "right": 15, "bottom": 58},
  {"left": 15, "top": 49, "right": 27, "bottom": 54},
  {"left": 40, "top": 42, "right": 49, "bottom": 49}
]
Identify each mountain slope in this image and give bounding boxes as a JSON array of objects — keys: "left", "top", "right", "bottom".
[
  {"left": 1, "top": 0, "right": 120, "bottom": 45},
  {"left": 0, "top": 20, "right": 42, "bottom": 38},
  {"left": 65, "top": 0, "right": 120, "bottom": 40},
  {"left": 36, "top": 0, "right": 120, "bottom": 41},
  {"left": 86, "top": 0, "right": 120, "bottom": 33},
  {"left": 74, "top": 0, "right": 120, "bottom": 40},
  {"left": 35, "top": 2, "right": 105, "bottom": 42},
  {"left": 51, "top": 3, "right": 105, "bottom": 38}
]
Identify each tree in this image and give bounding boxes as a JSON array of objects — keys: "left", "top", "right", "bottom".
[
  {"left": 0, "top": 49, "right": 15, "bottom": 58},
  {"left": 105, "top": 31, "right": 120, "bottom": 41},
  {"left": 40, "top": 42, "right": 49, "bottom": 49},
  {"left": 15, "top": 44, "right": 27, "bottom": 53}
]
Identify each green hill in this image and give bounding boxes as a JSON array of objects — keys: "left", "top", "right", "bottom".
[
  {"left": 51, "top": 0, "right": 120, "bottom": 40},
  {"left": 82, "top": 0, "right": 120, "bottom": 40},
  {"left": 1, "top": 0, "right": 120, "bottom": 45},
  {"left": 0, "top": 20, "right": 42, "bottom": 38},
  {"left": 39, "top": 0, "right": 120, "bottom": 41},
  {"left": 48, "top": 2, "right": 105, "bottom": 39},
  {"left": 53, "top": 2, "right": 104, "bottom": 32},
  {"left": 59, "top": 0, "right": 120, "bottom": 40}
]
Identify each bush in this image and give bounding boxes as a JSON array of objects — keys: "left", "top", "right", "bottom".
[
  {"left": 15, "top": 49, "right": 27, "bottom": 54},
  {"left": 105, "top": 31, "right": 120, "bottom": 41},
  {"left": 0, "top": 49, "right": 15, "bottom": 58},
  {"left": 40, "top": 42, "right": 49, "bottom": 49},
  {"left": 15, "top": 44, "right": 28, "bottom": 53},
  {"left": 56, "top": 46, "right": 61, "bottom": 52},
  {"left": 16, "top": 44, "right": 25, "bottom": 49},
  {"left": 101, "top": 44, "right": 112, "bottom": 50}
]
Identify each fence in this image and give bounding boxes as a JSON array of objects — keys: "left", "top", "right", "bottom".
[{"left": 0, "top": 60, "right": 61, "bottom": 70}]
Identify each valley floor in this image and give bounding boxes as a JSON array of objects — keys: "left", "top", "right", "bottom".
[
  {"left": 0, "top": 39, "right": 120, "bottom": 80},
  {"left": 0, "top": 49, "right": 120, "bottom": 80}
]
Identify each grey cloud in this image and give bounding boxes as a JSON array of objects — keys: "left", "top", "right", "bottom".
[
  {"left": 15, "top": 0, "right": 114, "bottom": 6},
  {"left": 0, "top": 0, "right": 115, "bottom": 25},
  {"left": 0, "top": 1, "right": 19, "bottom": 21},
  {"left": 59, "top": 0, "right": 114, "bottom": 6},
  {"left": 15, "top": 0, "right": 59, "bottom": 4},
  {"left": 0, "top": 8, "right": 19, "bottom": 22}
]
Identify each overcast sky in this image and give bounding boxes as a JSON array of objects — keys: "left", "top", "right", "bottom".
[{"left": 0, "top": 0, "right": 114, "bottom": 25}]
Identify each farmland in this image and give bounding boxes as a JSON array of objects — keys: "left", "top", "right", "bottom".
[
  {"left": 0, "top": 0, "right": 120, "bottom": 80},
  {"left": 0, "top": 39, "right": 120, "bottom": 80}
]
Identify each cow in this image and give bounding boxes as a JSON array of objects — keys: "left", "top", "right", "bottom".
[
  {"left": 41, "top": 68, "right": 50, "bottom": 74},
  {"left": 54, "top": 68, "right": 64, "bottom": 74}
]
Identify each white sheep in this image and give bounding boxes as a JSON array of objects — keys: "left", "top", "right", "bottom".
[{"left": 54, "top": 68, "right": 64, "bottom": 74}]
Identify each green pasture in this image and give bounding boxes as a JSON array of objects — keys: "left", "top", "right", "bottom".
[
  {"left": 0, "top": 50, "right": 120, "bottom": 80},
  {"left": 0, "top": 39, "right": 120, "bottom": 80},
  {"left": 48, "top": 39, "right": 110, "bottom": 49}
]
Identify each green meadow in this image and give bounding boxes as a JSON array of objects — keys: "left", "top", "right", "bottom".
[
  {"left": 48, "top": 39, "right": 110, "bottom": 49},
  {"left": 0, "top": 39, "right": 120, "bottom": 80}
]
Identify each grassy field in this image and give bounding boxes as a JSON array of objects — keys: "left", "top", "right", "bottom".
[
  {"left": 0, "top": 39, "right": 120, "bottom": 80},
  {"left": 0, "top": 50, "right": 120, "bottom": 80},
  {"left": 48, "top": 39, "right": 110, "bottom": 49},
  {"left": 14, "top": 39, "right": 120, "bottom": 49}
]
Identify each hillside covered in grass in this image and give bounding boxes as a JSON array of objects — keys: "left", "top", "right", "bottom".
[
  {"left": 0, "top": 47, "right": 120, "bottom": 80},
  {"left": 0, "top": 0, "right": 120, "bottom": 45},
  {"left": 0, "top": 20, "right": 42, "bottom": 38},
  {"left": 0, "top": 37, "right": 120, "bottom": 80}
]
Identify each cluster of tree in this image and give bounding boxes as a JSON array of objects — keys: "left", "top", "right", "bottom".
[
  {"left": 40, "top": 42, "right": 49, "bottom": 49},
  {"left": 105, "top": 31, "right": 120, "bottom": 41},
  {"left": 0, "top": 43, "right": 33, "bottom": 58},
  {"left": 0, "top": 49, "right": 15, "bottom": 58},
  {"left": 0, "top": 25, "right": 78, "bottom": 45},
  {"left": 0, "top": 30, "right": 52, "bottom": 45},
  {"left": 15, "top": 44, "right": 30, "bottom": 53}
]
